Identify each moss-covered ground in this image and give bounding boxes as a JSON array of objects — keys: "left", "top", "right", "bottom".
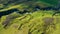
[
  {"left": 0, "top": 0, "right": 60, "bottom": 34},
  {"left": 0, "top": 10, "right": 60, "bottom": 34}
]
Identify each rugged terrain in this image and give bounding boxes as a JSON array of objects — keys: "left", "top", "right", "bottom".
[{"left": 0, "top": 0, "right": 60, "bottom": 34}]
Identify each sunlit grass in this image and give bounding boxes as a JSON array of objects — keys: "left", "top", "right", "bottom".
[{"left": 0, "top": 10, "right": 60, "bottom": 34}]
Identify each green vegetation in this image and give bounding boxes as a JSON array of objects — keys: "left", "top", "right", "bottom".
[
  {"left": 0, "top": 10, "right": 60, "bottom": 34},
  {"left": 0, "top": 0, "right": 60, "bottom": 34},
  {"left": 38, "top": 0, "right": 58, "bottom": 5}
]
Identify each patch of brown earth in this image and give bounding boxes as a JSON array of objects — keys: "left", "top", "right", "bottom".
[
  {"left": 42, "top": 17, "right": 56, "bottom": 34},
  {"left": 43, "top": 17, "right": 54, "bottom": 25}
]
